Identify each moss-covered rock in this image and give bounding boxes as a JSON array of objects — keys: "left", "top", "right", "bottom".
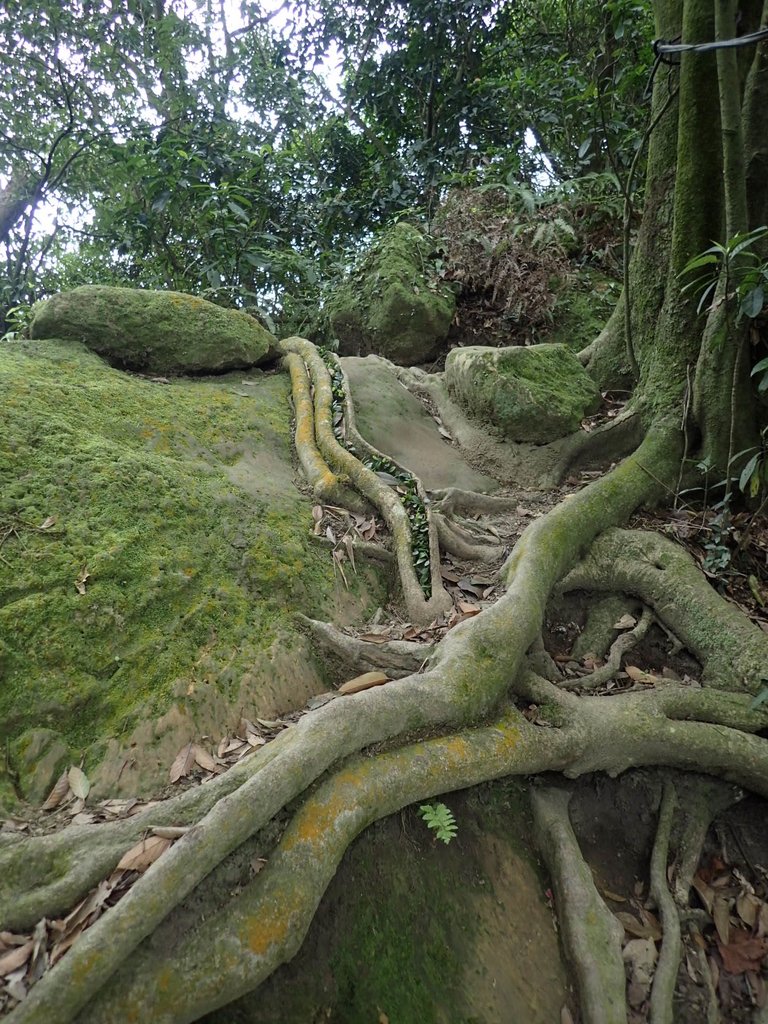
[
  {"left": 29, "top": 286, "right": 274, "bottom": 375},
  {"left": 0, "top": 339, "right": 384, "bottom": 797},
  {"left": 325, "top": 223, "right": 455, "bottom": 366},
  {"left": 445, "top": 343, "right": 602, "bottom": 443}
]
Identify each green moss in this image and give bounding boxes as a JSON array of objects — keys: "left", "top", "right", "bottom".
[
  {"left": 547, "top": 271, "right": 621, "bottom": 351},
  {"left": 446, "top": 342, "right": 602, "bottom": 443},
  {"left": 0, "top": 339, "right": 337, "bottom": 768},
  {"left": 29, "top": 286, "right": 274, "bottom": 374},
  {"left": 326, "top": 223, "right": 455, "bottom": 365},
  {"left": 330, "top": 834, "right": 466, "bottom": 1023}
]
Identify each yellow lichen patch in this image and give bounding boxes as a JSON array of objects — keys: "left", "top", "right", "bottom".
[
  {"left": 243, "top": 886, "right": 307, "bottom": 957},
  {"left": 281, "top": 770, "right": 362, "bottom": 852}
]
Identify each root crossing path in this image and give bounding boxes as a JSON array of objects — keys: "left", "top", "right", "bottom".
[{"left": 2, "top": 339, "right": 768, "bottom": 1024}]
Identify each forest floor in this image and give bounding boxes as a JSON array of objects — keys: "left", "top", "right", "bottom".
[{"left": 2, "top": 354, "right": 768, "bottom": 1022}]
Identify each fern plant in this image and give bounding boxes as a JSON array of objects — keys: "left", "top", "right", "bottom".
[{"left": 418, "top": 802, "right": 458, "bottom": 844}]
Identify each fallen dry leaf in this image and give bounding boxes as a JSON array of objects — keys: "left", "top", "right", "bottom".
[
  {"left": 736, "top": 891, "right": 763, "bottom": 929},
  {"left": 713, "top": 893, "right": 731, "bottom": 946},
  {"left": 116, "top": 835, "right": 171, "bottom": 872},
  {"left": 41, "top": 771, "right": 70, "bottom": 811},
  {"left": 717, "top": 931, "right": 768, "bottom": 974},
  {"left": 149, "top": 826, "right": 190, "bottom": 840},
  {"left": 613, "top": 614, "right": 637, "bottom": 629},
  {"left": 169, "top": 742, "right": 196, "bottom": 784},
  {"left": 457, "top": 601, "right": 481, "bottom": 616},
  {"left": 74, "top": 565, "right": 91, "bottom": 595},
  {"left": 193, "top": 745, "right": 218, "bottom": 774},
  {"left": 692, "top": 874, "right": 715, "bottom": 914},
  {"left": 39, "top": 515, "right": 57, "bottom": 530},
  {"left": 615, "top": 911, "right": 662, "bottom": 941},
  {"left": 0, "top": 941, "right": 33, "bottom": 976},
  {"left": 624, "top": 665, "right": 659, "bottom": 685},
  {"left": 68, "top": 765, "right": 90, "bottom": 801},
  {"left": 338, "top": 671, "right": 390, "bottom": 695},
  {"left": 357, "top": 632, "right": 391, "bottom": 644}
]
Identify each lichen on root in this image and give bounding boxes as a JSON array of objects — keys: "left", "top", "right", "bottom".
[{"left": 279, "top": 336, "right": 451, "bottom": 623}]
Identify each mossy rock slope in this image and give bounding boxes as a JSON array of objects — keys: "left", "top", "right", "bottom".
[
  {"left": 445, "top": 342, "right": 602, "bottom": 443},
  {"left": 29, "top": 286, "right": 274, "bottom": 375},
  {"left": 0, "top": 339, "right": 380, "bottom": 803},
  {"left": 326, "top": 222, "right": 455, "bottom": 366}
]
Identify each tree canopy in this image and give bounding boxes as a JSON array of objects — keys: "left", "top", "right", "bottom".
[{"left": 1, "top": 0, "right": 655, "bottom": 331}]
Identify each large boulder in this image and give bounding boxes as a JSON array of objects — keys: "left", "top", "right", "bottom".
[
  {"left": 445, "top": 343, "right": 602, "bottom": 443},
  {"left": 326, "top": 222, "right": 455, "bottom": 366},
  {"left": 0, "top": 338, "right": 386, "bottom": 800},
  {"left": 29, "top": 285, "right": 274, "bottom": 374}
]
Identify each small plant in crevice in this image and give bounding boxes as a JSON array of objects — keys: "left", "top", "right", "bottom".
[
  {"left": 702, "top": 504, "right": 733, "bottom": 575},
  {"left": 1, "top": 303, "right": 34, "bottom": 342},
  {"left": 318, "top": 347, "right": 432, "bottom": 598},
  {"left": 418, "top": 802, "right": 457, "bottom": 844}
]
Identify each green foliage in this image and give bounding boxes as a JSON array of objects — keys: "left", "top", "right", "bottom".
[
  {"left": 0, "top": 304, "right": 33, "bottom": 342},
  {"left": 2, "top": 0, "right": 657, "bottom": 330},
  {"left": 680, "top": 226, "right": 768, "bottom": 318},
  {"left": 680, "top": 228, "right": 768, "bottom": 513},
  {"left": 418, "top": 802, "right": 458, "bottom": 844}
]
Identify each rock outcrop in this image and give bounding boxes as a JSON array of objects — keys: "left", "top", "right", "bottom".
[
  {"left": 326, "top": 223, "right": 455, "bottom": 366},
  {"left": 30, "top": 286, "right": 274, "bottom": 374},
  {"left": 445, "top": 343, "right": 602, "bottom": 443}
]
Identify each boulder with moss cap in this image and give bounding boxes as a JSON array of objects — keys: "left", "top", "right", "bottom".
[
  {"left": 29, "top": 285, "right": 275, "bottom": 375},
  {"left": 325, "top": 222, "right": 455, "bottom": 366},
  {"left": 445, "top": 342, "right": 602, "bottom": 443}
]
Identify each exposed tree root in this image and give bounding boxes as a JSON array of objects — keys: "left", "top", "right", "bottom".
[
  {"left": 2, "top": 425, "right": 683, "bottom": 1018},
  {"left": 296, "top": 614, "right": 434, "bottom": 678},
  {"left": 532, "top": 786, "right": 627, "bottom": 1024},
  {"left": 280, "top": 337, "right": 451, "bottom": 623},
  {"left": 6, "top": 408, "right": 768, "bottom": 1022},
  {"left": 428, "top": 487, "right": 542, "bottom": 516},
  {"left": 571, "top": 594, "right": 639, "bottom": 661},
  {"left": 24, "top": 675, "right": 768, "bottom": 1024},
  {"left": 282, "top": 351, "right": 367, "bottom": 512},
  {"left": 562, "top": 528, "right": 768, "bottom": 690},
  {"left": 669, "top": 777, "right": 742, "bottom": 906},
  {"left": 545, "top": 408, "right": 646, "bottom": 486},
  {"left": 433, "top": 510, "right": 504, "bottom": 562},
  {"left": 649, "top": 780, "right": 681, "bottom": 1024},
  {"left": 562, "top": 606, "right": 654, "bottom": 691},
  {"left": 309, "top": 532, "right": 395, "bottom": 565}
]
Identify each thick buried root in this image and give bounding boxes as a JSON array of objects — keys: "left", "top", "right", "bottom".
[{"left": 532, "top": 786, "right": 627, "bottom": 1024}]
